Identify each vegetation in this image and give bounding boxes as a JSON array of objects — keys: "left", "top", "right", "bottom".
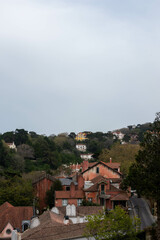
[
  {"left": 124, "top": 113, "right": 160, "bottom": 239},
  {"left": 0, "top": 171, "right": 33, "bottom": 206},
  {"left": 85, "top": 206, "right": 140, "bottom": 240},
  {"left": 45, "top": 179, "right": 63, "bottom": 208},
  {"left": 98, "top": 143, "right": 140, "bottom": 175}
]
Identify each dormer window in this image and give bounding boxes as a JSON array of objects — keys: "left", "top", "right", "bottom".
[
  {"left": 22, "top": 220, "right": 30, "bottom": 232},
  {"left": 96, "top": 167, "right": 99, "bottom": 174}
]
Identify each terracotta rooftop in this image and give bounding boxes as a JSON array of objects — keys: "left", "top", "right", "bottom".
[
  {"left": 111, "top": 193, "right": 129, "bottom": 201},
  {"left": 0, "top": 202, "right": 33, "bottom": 232},
  {"left": 91, "top": 175, "right": 122, "bottom": 184},
  {"left": 22, "top": 222, "right": 86, "bottom": 240}
]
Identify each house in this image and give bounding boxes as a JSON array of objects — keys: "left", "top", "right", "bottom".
[
  {"left": 6, "top": 142, "right": 17, "bottom": 151},
  {"left": 0, "top": 202, "right": 33, "bottom": 240},
  {"left": 81, "top": 160, "right": 122, "bottom": 181},
  {"left": 32, "top": 173, "right": 56, "bottom": 212},
  {"left": 21, "top": 205, "right": 96, "bottom": 240},
  {"left": 55, "top": 175, "right": 85, "bottom": 207},
  {"left": 112, "top": 131, "right": 124, "bottom": 140},
  {"left": 69, "top": 159, "right": 121, "bottom": 176},
  {"left": 80, "top": 153, "right": 93, "bottom": 160},
  {"left": 69, "top": 163, "right": 82, "bottom": 173},
  {"left": 76, "top": 144, "right": 87, "bottom": 152},
  {"left": 84, "top": 175, "right": 129, "bottom": 209}
]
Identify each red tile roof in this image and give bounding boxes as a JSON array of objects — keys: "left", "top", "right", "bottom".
[
  {"left": 110, "top": 193, "right": 129, "bottom": 201},
  {"left": 22, "top": 210, "right": 87, "bottom": 240},
  {"left": 91, "top": 175, "right": 122, "bottom": 184},
  {"left": 22, "top": 222, "right": 86, "bottom": 240},
  {"left": 0, "top": 202, "right": 33, "bottom": 232}
]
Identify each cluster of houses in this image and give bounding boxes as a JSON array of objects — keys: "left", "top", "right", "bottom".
[{"left": 0, "top": 158, "right": 130, "bottom": 240}]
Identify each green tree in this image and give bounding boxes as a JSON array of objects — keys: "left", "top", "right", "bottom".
[
  {"left": 14, "top": 129, "right": 29, "bottom": 145},
  {"left": 124, "top": 113, "right": 160, "bottom": 239},
  {"left": 98, "top": 143, "right": 140, "bottom": 175},
  {"left": 45, "top": 179, "right": 62, "bottom": 208},
  {"left": 85, "top": 206, "right": 140, "bottom": 240},
  {"left": 0, "top": 176, "right": 33, "bottom": 206}
]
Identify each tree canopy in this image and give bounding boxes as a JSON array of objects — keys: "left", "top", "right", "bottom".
[
  {"left": 124, "top": 113, "right": 160, "bottom": 239},
  {"left": 85, "top": 206, "right": 140, "bottom": 240}
]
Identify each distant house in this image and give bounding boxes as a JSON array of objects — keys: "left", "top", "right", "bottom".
[
  {"left": 75, "top": 132, "right": 88, "bottom": 141},
  {"left": 81, "top": 160, "right": 122, "bottom": 181},
  {"left": 32, "top": 173, "right": 56, "bottom": 212},
  {"left": 6, "top": 142, "right": 17, "bottom": 151},
  {"left": 80, "top": 153, "right": 93, "bottom": 160},
  {"left": 112, "top": 131, "right": 124, "bottom": 140},
  {"left": 0, "top": 202, "right": 33, "bottom": 240},
  {"left": 70, "top": 163, "right": 82, "bottom": 173},
  {"left": 76, "top": 144, "right": 87, "bottom": 152}
]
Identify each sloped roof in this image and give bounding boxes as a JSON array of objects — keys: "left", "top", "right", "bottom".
[
  {"left": 0, "top": 202, "right": 13, "bottom": 214},
  {"left": 32, "top": 173, "right": 56, "bottom": 185},
  {"left": 55, "top": 190, "right": 84, "bottom": 199},
  {"left": 91, "top": 175, "right": 122, "bottom": 184},
  {"left": 81, "top": 161, "right": 122, "bottom": 176},
  {"left": 84, "top": 180, "right": 123, "bottom": 193},
  {"left": 0, "top": 203, "right": 33, "bottom": 232},
  {"left": 22, "top": 222, "right": 86, "bottom": 240},
  {"left": 59, "top": 178, "right": 78, "bottom": 186},
  {"left": 110, "top": 193, "right": 129, "bottom": 201},
  {"left": 22, "top": 210, "right": 87, "bottom": 240}
]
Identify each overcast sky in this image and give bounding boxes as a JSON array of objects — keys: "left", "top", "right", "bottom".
[{"left": 0, "top": 0, "right": 160, "bottom": 135}]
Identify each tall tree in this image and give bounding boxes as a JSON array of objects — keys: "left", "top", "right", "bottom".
[
  {"left": 45, "top": 179, "right": 62, "bottom": 208},
  {"left": 125, "top": 113, "right": 160, "bottom": 239}
]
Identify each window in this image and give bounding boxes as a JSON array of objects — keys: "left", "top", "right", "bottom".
[
  {"left": 62, "top": 199, "right": 68, "bottom": 206},
  {"left": 100, "top": 198, "right": 105, "bottom": 206},
  {"left": 96, "top": 167, "right": 99, "bottom": 173},
  {"left": 23, "top": 223, "right": 29, "bottom": 231},
  {"left": 101, "top": 184, "right": 105, "bottom": 194},
  {"left": 66, "top": 186, "right": 70, "bottom": 191},
  {"left": 6, "top": 229, "right": 11, "bottom": 235},
  {"left": 77, "top": 199, "right": 82, "bottom": 206}
]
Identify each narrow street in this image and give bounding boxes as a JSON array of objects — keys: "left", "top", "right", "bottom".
[{"left": 129, "top": 196, "right": 155, "bottom": 230}]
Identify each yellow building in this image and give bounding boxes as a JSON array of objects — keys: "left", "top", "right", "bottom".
[{"left": 75, "top": 132, "right": 88, "bottom": 141}]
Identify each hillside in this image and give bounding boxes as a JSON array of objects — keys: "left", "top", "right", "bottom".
[{"left": 0, "top": 122, "right": 153, "bottom": 176}]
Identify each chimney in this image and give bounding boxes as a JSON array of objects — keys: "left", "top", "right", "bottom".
[
  {"left": 82, "top": 160, "right": 89, "bottom": 171},
  {"left": 77, "top": 175, "right": 84, "bottom": 190},
  {"left": 70, "top": 182, "right": 75, "bottom": 197},
  {"left": 110, "top": 158, "right": 112, "bottom": 163}
]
